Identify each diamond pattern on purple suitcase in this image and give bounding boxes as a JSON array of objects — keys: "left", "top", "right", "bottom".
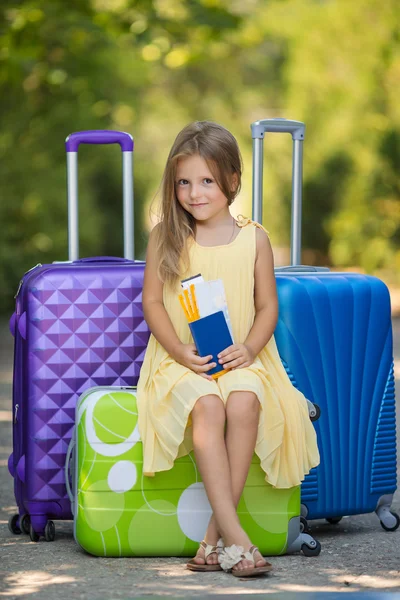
[{"left": 27, "top": 265, "right": 148, "bottom": 502}]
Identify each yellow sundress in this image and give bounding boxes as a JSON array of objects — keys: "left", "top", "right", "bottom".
[{"left": 137, "top": 217, "right": 320, "bottom": 488}]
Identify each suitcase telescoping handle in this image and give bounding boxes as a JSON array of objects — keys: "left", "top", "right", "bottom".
[
  {"left": 251, "top": 119, "right": 305, "bottom": 266},
  {"left": 65, "top": 130, "right": 134, "bottom": 261}
]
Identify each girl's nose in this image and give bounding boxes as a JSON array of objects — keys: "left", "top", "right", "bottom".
[{"left": 190, "top": 185, "right": 201, "bottom": 199}]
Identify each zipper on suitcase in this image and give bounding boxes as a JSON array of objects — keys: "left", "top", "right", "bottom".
[{"left": 14, "top": 403, "right": 19, "bottom": 424}]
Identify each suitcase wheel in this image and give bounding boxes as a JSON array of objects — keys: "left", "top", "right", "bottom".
[
  {"left": 301, "top": 538, "right": 321, "bottom": 557},
  {"left": 44, "top": 521, "right": 56, "bottom": 542},
  {"left": 8, "top": 514, "right": 21, "bottom": 535},
  {"left": 380, "top": 511, "right": 400, "bottom": 532},
  {"left": 300, "top": 516, "right": 311, "bottom": 534},
  {"left": 310, "top": 403, "right": 321, "bottom": 422},
  {"left": 29, "top": 525, "right": 40, "bottom": 543},
  {"left": 326, "top": 517, "right": 342, "bottom": 525},
  {"left": 20, "top": 513, "right": 31, "bottom": 535}
]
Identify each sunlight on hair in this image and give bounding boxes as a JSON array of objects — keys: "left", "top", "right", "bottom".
[
  {"left": 145, "top": 194, "right": 162, "bottom": 231},
  {"left": 230, "top": 189, "right": 247, "bottom": 221}
]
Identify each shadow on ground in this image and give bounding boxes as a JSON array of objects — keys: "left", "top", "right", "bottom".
[{"left": 1, "top": 321, "right": 399, "bottom": 598}]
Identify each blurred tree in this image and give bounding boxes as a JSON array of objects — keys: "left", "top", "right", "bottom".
[
  {"left": 262, "top": 0, "right": 400, "bottom": 272},
  {"left": 0, "top": 0, "right": 399, "bottom": 314},
  {"left": 0, "top": 0, "right": 251, "bottom": 311}
]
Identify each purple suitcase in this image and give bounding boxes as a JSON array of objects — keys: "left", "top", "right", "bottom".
[{"left": 7, "top": 131, "right": 150, "bottom": 541}]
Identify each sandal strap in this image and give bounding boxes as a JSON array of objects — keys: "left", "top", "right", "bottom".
[
  {"left": 242, "top": 546, "right": 270, "bottom": 568},
  {"left": 200, "top": 540, "right": 219, "bottom": 559},
  {"left": 243, "top": 545, "right": 263, "bottom": 562},
  {"left": 247, "top": 545, "right": 259, "bottom": 559}
]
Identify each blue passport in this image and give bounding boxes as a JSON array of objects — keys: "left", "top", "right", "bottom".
[{"left": 189, "top": 310, "right": 233, "bottom": 379}]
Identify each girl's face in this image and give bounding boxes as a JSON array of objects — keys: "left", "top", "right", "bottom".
[{"left": 175, "top": 155, "right": 233, "bottom": 222}]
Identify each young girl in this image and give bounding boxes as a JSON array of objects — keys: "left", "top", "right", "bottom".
[{"left": 137, "top": 121, "right": 319, "bottom": 577}]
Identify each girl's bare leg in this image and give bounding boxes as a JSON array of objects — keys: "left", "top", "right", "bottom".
[
  {"left": 190, "top": 394, "right": 251, "bottom": 566},
  {"left": 203, "top": 390, "right": 266, "bottom": 570}
]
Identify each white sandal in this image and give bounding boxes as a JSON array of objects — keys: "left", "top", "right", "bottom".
[
  {"left": 186, "top": 538, "right": 224, "bottom": 572},
  {"left": 218, "top": 544, "right": 272, "bottom": 577}
]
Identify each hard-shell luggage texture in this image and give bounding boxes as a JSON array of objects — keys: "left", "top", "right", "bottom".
[
  {"left": 251, "top": 118, "right": 399, "bottom": 532},
  {"left": 66, "top": 387, "right": 321, "bottom": 557},
  {"left": 275, "top": 272, "right": 397, "bottom": 528},
  {"left": 8, "top": 131, "right": 150, "bottom": 542}
]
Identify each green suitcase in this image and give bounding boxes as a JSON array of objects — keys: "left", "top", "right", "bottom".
[{"left": 66, "top": 386, "right": 321, "bottom": 557}]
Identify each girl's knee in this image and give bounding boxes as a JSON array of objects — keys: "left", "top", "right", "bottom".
[
  {"left": 226, "top": 391, "right": 259, "bottom": 424},
  {"left": 192, "top": 394, "right": 225, "bottom": 425}
]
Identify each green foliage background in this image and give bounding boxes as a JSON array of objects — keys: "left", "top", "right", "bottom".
[{"left": 1, "top": 0, "right": 399, "bottom": 313}]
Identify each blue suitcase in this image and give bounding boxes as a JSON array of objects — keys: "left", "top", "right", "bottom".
[{"left": 251, "top": 119, "right": 399, "bottom": 531}]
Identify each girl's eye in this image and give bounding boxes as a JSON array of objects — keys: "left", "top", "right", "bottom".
[
  {"left": 203, "top": 178, "right": 213, "bottom": 184},
  {"left": 177, "top": 179, "right": 188, "bottom": 186}
]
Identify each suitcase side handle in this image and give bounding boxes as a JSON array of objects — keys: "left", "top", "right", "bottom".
[
  {"left": 251, "top": 118, "right": 304, "bottom": 266},
  {"left": 65, "top": 435, "right": 75, "bottom": 510},
  {"left": 65, "top": 130, "right": 134, "bottom": 262}
]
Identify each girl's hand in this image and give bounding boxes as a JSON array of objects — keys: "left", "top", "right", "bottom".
[
  {"left": 218, "top": 343, "right": 255, "bottom": 370},
  {"left": 175, "top": 343, "right": 216, "bottom": 380}
]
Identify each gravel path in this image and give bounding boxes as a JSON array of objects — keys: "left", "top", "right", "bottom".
[{"left": 1, "top": 320, "right": 399, "bottom": 598}]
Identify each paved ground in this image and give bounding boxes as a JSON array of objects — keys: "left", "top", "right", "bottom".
[{"left": 0, "top": 320, "right": 399, "bottom": 598}]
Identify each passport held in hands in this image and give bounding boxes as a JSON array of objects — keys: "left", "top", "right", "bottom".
[{"left": 179, "top": 275, "right": 233, "bottom": 379}]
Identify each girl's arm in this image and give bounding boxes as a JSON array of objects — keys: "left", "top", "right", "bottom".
[
  {"left": 218, "top": 228, "right": 278, "bottom": 369},
  {"left": 243, "top": 227, "right": 278, "bottom": 356},
  {"left": 142, "top": 225, "right": 216, "bottom": 378}
]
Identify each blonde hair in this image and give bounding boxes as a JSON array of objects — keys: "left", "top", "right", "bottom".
[{"left": 155, "top": 121, "right": 242, "bottom": 286}]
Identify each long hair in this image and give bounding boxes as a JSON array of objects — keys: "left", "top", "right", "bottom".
[{"left": 155, "top": 121, "right": 243, "bottom": 286}]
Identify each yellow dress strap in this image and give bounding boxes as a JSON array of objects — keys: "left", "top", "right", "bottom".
[{"left": 236, "top": 214, "right": 270, "bottom": 236}]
